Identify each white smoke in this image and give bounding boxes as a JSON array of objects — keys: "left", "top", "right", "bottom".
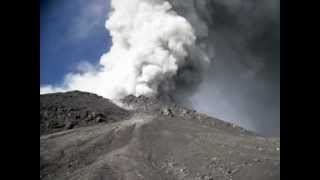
[{"left": 41, "top": 0, "right": 210, "bottom": 100}]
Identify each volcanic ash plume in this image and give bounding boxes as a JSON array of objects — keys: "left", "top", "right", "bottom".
[{"left": 40, "top": 0, "right": 210, "bottom": 100}]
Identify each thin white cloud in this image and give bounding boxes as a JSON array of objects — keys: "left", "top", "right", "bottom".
[
  {"left": 69, "top": 0, "right": 110, "bottom": 40},
  {"left": 77, "top": 61, "right": 93, "bottom": 72}
]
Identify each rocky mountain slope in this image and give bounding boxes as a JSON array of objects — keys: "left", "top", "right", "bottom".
[
  {"left": 40, "top": 91, "right": 280, "bottom": 180},
  {"left": 40, "top": 91, "right": 131, "bottom": 135}
]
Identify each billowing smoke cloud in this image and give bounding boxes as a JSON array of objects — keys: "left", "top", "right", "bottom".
[
  {"left": 41, "top": 0, "right": 279, "bottom": 136},
  {"left": 168, "top": 0, "right": 280, "bottom": 136},
  {"left": 41, "top": 0, "right": 210, "bottom": 101}
]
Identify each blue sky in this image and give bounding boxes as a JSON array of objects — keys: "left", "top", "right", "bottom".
[{"left": 40, "top": 0, "right": 111, "bottom": 85}]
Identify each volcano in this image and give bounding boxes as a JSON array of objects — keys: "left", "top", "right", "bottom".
[{"left": 40, "top": 91, "right": 279, "bottom": 180}]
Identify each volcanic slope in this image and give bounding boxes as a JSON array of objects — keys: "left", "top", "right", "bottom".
[{"left": 40, "top": 91, "right": 280, "bottom": 180}]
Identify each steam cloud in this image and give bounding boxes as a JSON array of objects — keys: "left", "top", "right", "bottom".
[
  {"left": 41, "top": 0, "right": 279, "bottom": 136},
  {"left": 41, "top": 0, "right": 210, "bottom": 101}
]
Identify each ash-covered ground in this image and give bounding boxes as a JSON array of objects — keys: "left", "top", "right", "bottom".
[{"left": 40, "top": 91, "right": 280, "bottom": 180}]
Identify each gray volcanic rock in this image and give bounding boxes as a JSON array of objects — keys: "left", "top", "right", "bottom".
[
  {"left": 40, "top": 91, "right": 280, "bottom": 180},
  {"left": 40, "top": 91, "right": 131, "bottom": 135}
]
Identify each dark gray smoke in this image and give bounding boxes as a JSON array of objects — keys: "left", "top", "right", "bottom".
[
  {"left": 40, "top": 0, "right": 279, "bottom": 136},
  {"left": 170, "top": 0, "right": 280, "bottom": 136}
]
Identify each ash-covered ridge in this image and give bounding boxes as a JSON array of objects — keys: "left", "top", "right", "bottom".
[
  {"left": 40, "top": 91, "right": 252, "bottom": 136},
  {"left": 40, "top": 91, "right": 131, "bottom": 135},
  {"left": 121, "top": 94, "right": 255, "bottom": 136},
  {"left": 40, "top": 91, "right": 279, "bottom": 180}
]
